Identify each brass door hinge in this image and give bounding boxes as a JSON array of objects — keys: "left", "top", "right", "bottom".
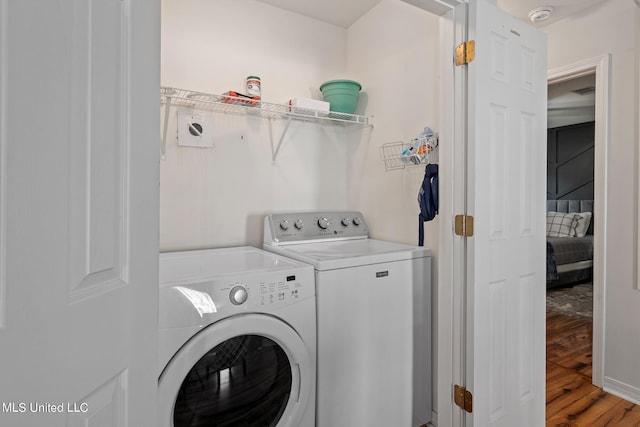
[
  {"left": 454, "top": 384, "right": 473, "bottom": 413},
  {"left": 455, "top": 40, "right": 475, "bottom": 66},
  {"left": 454, "top": 214, "right": 474, "bottom": 237}
]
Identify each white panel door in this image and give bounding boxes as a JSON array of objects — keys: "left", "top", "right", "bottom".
[
  {"left": 0, "top": 1, "right": 159, "bottom": 426},
  {"left": 464, "top": 1, "right": 547, "bottom": 426}
]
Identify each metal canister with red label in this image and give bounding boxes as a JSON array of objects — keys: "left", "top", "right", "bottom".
[{"left": 246, "top": 76, "right": 261, "bottom": 99}]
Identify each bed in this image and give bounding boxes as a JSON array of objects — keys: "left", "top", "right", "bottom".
[{"left": 546, "top": 200, "right": 594, "bottom": 289}]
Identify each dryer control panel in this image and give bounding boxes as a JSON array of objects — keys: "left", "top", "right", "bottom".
[
  {"left": 159, "top": 268, "right": 314, "bottom": 329},
  {"left": 264, "top": 211, "right": 369, "bottom": 245},
  {"left": 220, "top": 274, "right": 311, "bottom": 310}
]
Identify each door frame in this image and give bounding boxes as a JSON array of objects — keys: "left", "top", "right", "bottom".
[
  {"left": 436, "top": 3, "right": 467, "bottom": 426},
  {"left": 547, "top": 54, "right": 610, "bottom": 387}
]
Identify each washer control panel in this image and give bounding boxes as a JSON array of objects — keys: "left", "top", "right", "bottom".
[
  {"left": 159, "top": 267, "right": 314, "bottom": 329},
  {"left": 159, "top": 247, "right": 315, "bottom": 329},
  {"left": 221, "top": 273, "right": 313, "bottom": 310},
  {"left": 265, "top": 211, "right": 369, "bottom": 244}
]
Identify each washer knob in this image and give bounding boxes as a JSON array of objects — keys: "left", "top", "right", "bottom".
[
  {"left": 353, "top": 217, "right": 362, "bottom": 226},
  {"left": 317, "top": 217, "right": 330, "bottom": 229},
  {"left": 341, "top": 218, "right": 351, "bottom": 227},
  {"left": 230, "top": 286, "right": 248, "bottom": 305},
  {"left": 294, "top": 219, "right": 304, "bottom": 230},
  {"left": 279, "top": 220, "right": 290, "bottom": 230}
]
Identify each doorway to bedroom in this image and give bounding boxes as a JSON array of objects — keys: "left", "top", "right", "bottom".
[
  {"left": 545, "top": 70, "right": 598, "bottom": 422},
  {"left": 546, "top": 73, "right": 595, "bottom": 322},
  {"left": 545, "top": 54, "right": 610, "bottom": 415}
]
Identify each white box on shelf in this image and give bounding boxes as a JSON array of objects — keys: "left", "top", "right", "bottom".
[{"left": 288, "top": 97, "right": 330, "bottom": 114}]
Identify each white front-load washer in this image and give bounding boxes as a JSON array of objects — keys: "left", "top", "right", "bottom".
[
  {"left": 264, "top": 211, "right": 432, "bottom": 427},
  {"left": 158, "top": 246, "right": 316, "bottom": 427}
]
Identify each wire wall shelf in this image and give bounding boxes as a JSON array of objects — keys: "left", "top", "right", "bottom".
[
  {"left": 380, "top": 135, "right": 438, "bottom": 171},
  {"left": 160, "top": 87, "right": 373, "bottom": 161},
  {"left": 161, "top": 87, "right": 371, "bottom": 124}
]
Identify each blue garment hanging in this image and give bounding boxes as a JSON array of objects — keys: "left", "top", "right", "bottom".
[{"left": 418, "top": 163, "right": 438, "bottom": 246}]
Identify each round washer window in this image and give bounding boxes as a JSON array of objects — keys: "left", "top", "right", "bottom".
[{"left": 173, "top": 334, "right": 292, "bottom": 426}]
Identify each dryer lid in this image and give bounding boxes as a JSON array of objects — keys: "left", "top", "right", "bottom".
[{"left": 159, "top": 246, "right": 306, "bottom": 286}]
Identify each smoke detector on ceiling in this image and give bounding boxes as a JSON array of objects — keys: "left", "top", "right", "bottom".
[{"left": 528, "top": 6, "right": 553, "bottom": 23}]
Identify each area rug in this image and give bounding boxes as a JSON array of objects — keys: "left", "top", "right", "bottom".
[{"left": 546, "top": 283, "right": 593, "bottom": 320}]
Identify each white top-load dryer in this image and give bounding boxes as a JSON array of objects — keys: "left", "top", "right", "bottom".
[
  {"left": 158, "top": 246, "right": 316, "bottom": 427},
  {"left": 264, "top": 212, "right": 432, "bottom": 427}
]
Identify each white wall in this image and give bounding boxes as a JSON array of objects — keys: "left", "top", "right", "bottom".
[
  {"left": 347, "top": 1, "right": 440, "bottom": 248},
  {"left": 544, "top": 0, "right": 640, "bottom": 402},
  {"left": 160, "top": 0, "right": 352, "bottom": 250},
  {"left": 161, "top": 0, "right": 441, "bottom": 252}
]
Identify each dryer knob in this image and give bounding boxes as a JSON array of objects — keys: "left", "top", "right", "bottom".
[
  {"left": 341, "top": 218, "right": 351, "bottom": 227},
  {"left": 230, "top": 286, "right": 248, "bottom": 305},
  {"left": 317, "top": 217, "right": 330, "bottom": 229},
  {"left": 294, "top": 219, "right": 304, "bottom": 230},
  {"left": 279, "top": 220, "right": 290, "bottom": 230},
  {"left": 353, "top": 217, "right": 362, "bottom": 226}
]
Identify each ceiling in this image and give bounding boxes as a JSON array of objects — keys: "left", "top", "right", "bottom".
[
  {"left": 548, "top": 74, "right": 596, "bottom": 128},
  {"left": 497, "top": 0, "right": 609, "bottom": 28},
  {"left": 256, "top": 0, "right": 609, "bottom": 28},
  {"left": 255, "top": 0, "right": 383, "bottom": 28}
]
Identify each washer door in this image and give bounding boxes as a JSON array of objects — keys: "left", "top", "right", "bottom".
[{"left": 159, "top": 314, "right": 312, "bottom": 427}]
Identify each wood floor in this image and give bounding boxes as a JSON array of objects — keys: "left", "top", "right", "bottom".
[{"left": 546, "top": 311, "right": 640, "bottom": 426}]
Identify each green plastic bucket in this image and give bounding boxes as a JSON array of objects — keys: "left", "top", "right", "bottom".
[{"left": 319, "top": 79, "right": 362, "bottom": 114}]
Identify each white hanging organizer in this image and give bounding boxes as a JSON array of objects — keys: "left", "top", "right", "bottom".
[{"left": 380, "top": 133, "right": 438, "bottom": 171}]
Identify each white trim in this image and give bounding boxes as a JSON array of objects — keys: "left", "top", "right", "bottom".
[
  {"left": 437, "top": 4, "right": 464, "bottom": 427},
  {"left": 636, "top": 6, "right": 640, "bottom": 293},
  {"left": 0, "top": 0, "right": 6, "bottom": 329},
  {"left": 428, "top": 410, "right": 438, "bottom": 426},
  {"left": 401, "top": 0, "right": 462, "bottom": 16},
  {"left": 547, "top": 54, "right": 610, "bottom": 388},
  {"left": 604, "top": 376, "right": 640, "bottom": 405}
]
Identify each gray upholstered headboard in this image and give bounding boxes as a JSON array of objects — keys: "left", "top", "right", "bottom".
[{"left": 547, "top": 200, "right": 594, "bottom": 235}]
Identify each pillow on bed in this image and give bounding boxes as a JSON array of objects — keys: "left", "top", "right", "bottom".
[
  {"left": 546, "top": 212, "right": 581, "bottom": 237},
  {"left": 571, "top": 212, "right": 592, "bottom": 237}
]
